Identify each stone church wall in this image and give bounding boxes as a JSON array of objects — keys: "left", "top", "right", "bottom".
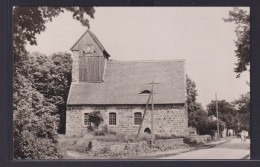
[{"left": 66, "top": 104, "right": 188, "bottom": 137}]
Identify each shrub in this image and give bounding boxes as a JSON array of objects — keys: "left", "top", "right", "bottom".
[
  {"left": 93, "top": 126, "right": 117, "bottom": 136},
  {"left": 94, "top": 130, "right": 105, "bottom": 136},
  {"left": 89, "top": 111, "right": 103, "bottom": 127},
  {"left": 95, "top": 134, "right": 126, "bottom": 142}
]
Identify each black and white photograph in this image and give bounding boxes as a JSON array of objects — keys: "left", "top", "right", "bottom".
[{"left": 13, "top": 7, "right": 250, "bottom": 159}]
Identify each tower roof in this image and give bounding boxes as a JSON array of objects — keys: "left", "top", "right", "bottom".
[{"left": 70, "top": 29, "right": 110, "bottom": 57}]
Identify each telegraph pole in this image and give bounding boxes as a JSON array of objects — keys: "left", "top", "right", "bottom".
[
  {"left": 215, "top": 93, "right": 220, "bottom": 140},
  {"left": 151, "top": 81, "right": 154, "bottom": 148},
  {"left": 148, "top": 81, "right": 159, "bottom": 148}
]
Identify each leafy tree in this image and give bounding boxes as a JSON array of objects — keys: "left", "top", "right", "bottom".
[
  {"left": 13, "top": 7, "right": 95, "bottom": 64},
  {"left": 188, "top": 109, "right": 225, "bottom": 136},
  {"left": 186, "top": 75, "right": 203, "bottom": 113},
  {"left": 13, "top": 7, "right": 95, "bottom": 159},
  {"left": 50, "top": 52, "right": 72, "bottom": 133},
  {"left": 232, "top": 92, "right": 250, "bottom": 133},
  {"left": 28, "top": 52, "right": 72, "bottom": 134},
  {"left": 188, "top": 109, "right": 209, "bottom": 135},
  {"left": 223, "top": 7, "right": 250, "bottom": 78},
  {"left": 206, "top": 118, "right": 226, "bottom": 137},
  {"left": 186, "top": 75, "right": 208, "bottom": 134},
  {"left": 207, "top": 100, "right": 236, "bottom": 136},
  {"left": 13, "top": 66, "right": 60, "bottom": 159}
]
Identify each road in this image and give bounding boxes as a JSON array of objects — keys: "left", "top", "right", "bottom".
[{"left": 160, "top": 138, "right": 250, "bottom": 159}]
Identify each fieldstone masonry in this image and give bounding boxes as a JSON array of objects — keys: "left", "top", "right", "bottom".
[{"left": 66, "top": 104, "right": 189, "bottom": 137}]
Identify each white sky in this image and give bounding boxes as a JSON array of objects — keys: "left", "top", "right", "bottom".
[{"left": 26, "top": 7, "right": 250, "bottom": 108}]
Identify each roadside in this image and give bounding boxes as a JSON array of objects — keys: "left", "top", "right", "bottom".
[
  {"left": 133, "top": 138, "right": 231, "bottom": 159},
  {"left": 159, "top": 138, "right": 250, "bottom": 159},
  {"left": 65, "top": 137, "right": 232, "bottom": 159}
]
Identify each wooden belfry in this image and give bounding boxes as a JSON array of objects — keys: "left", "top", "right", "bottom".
[{"left": 137, "top": 81, "right": 160, "bottom": 147}]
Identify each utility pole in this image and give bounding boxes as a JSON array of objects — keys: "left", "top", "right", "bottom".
[
  {"left": 151, "top": 81, "right": 154, "bottom": 148},
  {"left": 148, "top": 81, "right": 159, "bottom": 148},
  {"left": 215, "top": 93, "right": 220, "bottom": 140}
]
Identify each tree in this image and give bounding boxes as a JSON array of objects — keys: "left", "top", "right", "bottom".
[
  {"left": 188, "top": 109, "right": 209, "bottom": 135},
  {"left": 13, "top": 7, "right": 95, "bottom": 159},
  {"left": 206, "top": 119, "right": 226, "bottom": 137},
  {"left": 232, "top": 92, "right": 250, "bottom": 132},
  {"left": 13, "top": 7, "right": 95, "bottom": 64},
  {"left": 223, "top": 7, "right": 250, "bottom": 78},
  {"left": 186, "top": 75, "right": 208, "bottom": 134},
  {"left": 186, "top": 75, "right": 203, "bottom": 113},
  {"left": 13, "top": 65, "right": 60, "bottom": 159},
  {"left": 188, "top": 109, "right": 225, "bottom": 136},
  {"left": 50, "top": 53, "right": 72, "bottom": 133},
  {"left": 28, "top": 52, "right": 72, "bottom": 134},
  {"left": 207, "top": 100, "right": 237, "bottom": 136}
]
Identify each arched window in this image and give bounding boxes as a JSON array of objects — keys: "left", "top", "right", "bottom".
[
  {"left": 144, "top": 128, "right": 151, "bottom": 134},
  {"left": 84, "top": 113, "right": 90, "bottom": 126},
  {"left": 134, "top": 112, "right": 142, "bottom": 125},
  {"left": 109, "top": 112, "right": 116, "bottom": 125}
]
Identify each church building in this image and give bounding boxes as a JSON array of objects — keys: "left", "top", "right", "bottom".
[{"left": 66, "top": 30, "right": 189, "bottom": 137}]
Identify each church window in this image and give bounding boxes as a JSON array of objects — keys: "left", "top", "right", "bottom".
[
  {"left": 109, "top": 112, "right": 116, "bottom": 125},
  {"left": 134, "top": 112, "right": 142, "bottom": 125},
  {"left": 84, "top": 113, "right": 91, "bottom": 126}
]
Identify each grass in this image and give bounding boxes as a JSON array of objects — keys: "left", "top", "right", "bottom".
[{"left": 58, "top": 131, "right": 189, "bottom": 159}]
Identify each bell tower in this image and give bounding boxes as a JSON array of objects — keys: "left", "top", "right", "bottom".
[{"left": 70, "top": 30, "right": 110, "bottom": 83}]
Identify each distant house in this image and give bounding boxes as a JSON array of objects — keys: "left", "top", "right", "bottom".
[{"left": 66, "top": 30, "right": 189, "bottom": 137}]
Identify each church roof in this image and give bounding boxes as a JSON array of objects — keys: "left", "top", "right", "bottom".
[{"left": 67, "top": 60, "right": 186, "bottom": 105}]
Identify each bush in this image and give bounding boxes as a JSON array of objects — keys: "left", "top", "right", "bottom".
[
  {"left": 95, "top": 134, "right": 126, "bottom": 142},
  {"left": 58, "top": 134, "right": 94, "bottom": 153},
  {"left": 93, "top": 126, "right": 117, "bottom": 136},
  {"left": 94, "top": 130, "right": 105, "bottom": 136},
  {"left": 89, "top": 111, "right": 103, "bottom": 127}
]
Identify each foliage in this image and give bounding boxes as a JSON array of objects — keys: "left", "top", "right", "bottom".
[
  {"left": 13, "top": 7, "right": 95, "bottom": 64},
  {"left": 207, "top": 100, "right": 237, "bottom": 135},
  {"left": 188, "top": 110, "right": 208, "bottom": 132},
  {"left": 186, "top": 75, "right": 210, "bottom": 134},
  {"left": 188, "top": 109, "right": 225, "bottom": 136},
  {"left": 188, "top": 110, "right": 209, "bottom": 135},
  {"left": 207, "top": 119, "right": 226, "bottom": 137},
  {"left": 13, "top": 76, "right": 60, "bottom": 159},
  {"left": 186, "top": 75, "right": 203, "bottom": 114},
  {"left": 13, "top": 7, "right": 95, "bottom": 159},
  {"left": 223, "top": 7, "right": 250, "bottom": 78},
  {"left": 28, "top": 52, "right": 72, "bottom": 133},
  {"left": 232, "top": 92, "right": 250, "bottom": 132},
  {"left": 93, "top": 130, "right": 106, "bottom": 136},
  {"left": 89, "top": 111, "right": 104, "bottom": 128}
]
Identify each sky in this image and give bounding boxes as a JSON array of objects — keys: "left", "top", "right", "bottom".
[{"left": 26, "top": 7, "right": 250, "bottom": 108}]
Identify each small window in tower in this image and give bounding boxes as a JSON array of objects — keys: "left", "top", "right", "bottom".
[{"left": 139, "top": 90, "right": 151, "bottom": 95}]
